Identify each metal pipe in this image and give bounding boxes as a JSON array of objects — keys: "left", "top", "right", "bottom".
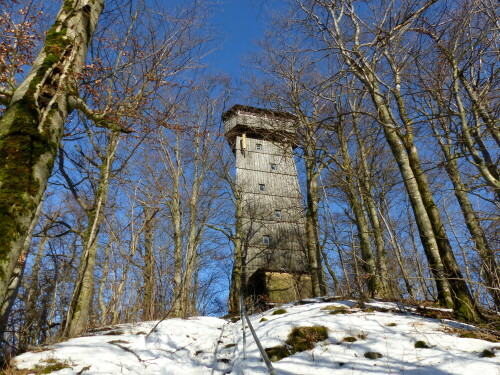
[{"left": 239, "top": 296, "right": 277, "bottom": 375}]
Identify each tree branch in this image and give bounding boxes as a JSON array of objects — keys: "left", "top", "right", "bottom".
[
  {"left": 0, "top": 88, "right": 13, "bottom": 106},
  {"left": 68, "top": 95, "right": 133, "bottom": 133}
]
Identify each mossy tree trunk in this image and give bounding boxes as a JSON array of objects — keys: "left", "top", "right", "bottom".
[
  {"left": 370, "top": 88, "right": 454, "bottom": 308},
  {"left": 0, "top": 203, "right": 40, "bottom": 337},
  {"left": 0, "top": 0, "right": 104, "bottom": 330},
  {"left": 17, "top": 234, "right": 48, "bottom": 349}
]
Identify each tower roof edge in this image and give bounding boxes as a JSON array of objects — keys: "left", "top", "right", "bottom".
[{"left": 221, "top": 104, "right": 296, "bottom": 122}]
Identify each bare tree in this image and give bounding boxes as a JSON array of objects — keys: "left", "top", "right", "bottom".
[{"left": 296, "top": 0, "right": 481, "bottom": 320}]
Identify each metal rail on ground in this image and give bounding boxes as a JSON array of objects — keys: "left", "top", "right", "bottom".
[{"left": 239, "top": 296, "right": 277, "bottom": 375}]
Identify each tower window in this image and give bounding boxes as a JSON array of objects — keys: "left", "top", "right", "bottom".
[
  {"left": 262, "top": 235, "right": 270, "bottom": 245},
  {"left": 275, "top": 210, "right": 282, "bottom": 219},
  {"left": 259, "top": 184, "right": 266, "bottom": 191},
  {"left": 256, "top": 143, "right": 262, "bottom": 150},
  {"left": 270, "top": 163, "right": 277, "bottom": 171}
]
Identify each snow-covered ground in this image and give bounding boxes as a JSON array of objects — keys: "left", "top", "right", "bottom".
[{"left": 13, "top": 299, "right": 500, "bottom": 374}]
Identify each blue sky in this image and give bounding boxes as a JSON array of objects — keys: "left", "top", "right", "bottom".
[{"left": 209, "top": 1, "right": 270, "bottom": 78}]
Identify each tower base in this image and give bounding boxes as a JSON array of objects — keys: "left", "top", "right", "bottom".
[{"left": 247, "top": 270, "right": 312, "bottom": 307}]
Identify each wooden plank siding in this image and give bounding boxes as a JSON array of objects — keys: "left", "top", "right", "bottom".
[{"left": 224, "top": 106, "right": 309, "bottom": 282}]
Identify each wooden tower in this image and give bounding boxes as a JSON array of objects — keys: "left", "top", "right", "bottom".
[{"left": 223, "top": 105, "right": 312, "bottom": 305}]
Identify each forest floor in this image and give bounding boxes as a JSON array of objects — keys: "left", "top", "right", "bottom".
[{"left": 10, "top": 298, "right": 500, "bottom": 374}]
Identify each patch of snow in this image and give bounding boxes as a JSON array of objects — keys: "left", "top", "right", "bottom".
[{"left": 13, "top": 300, "right": 500, "bottom": 374}]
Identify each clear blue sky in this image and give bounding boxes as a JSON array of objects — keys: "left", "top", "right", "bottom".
[{"left": 209, "top": 1, "right": 269, "bottom": 78}]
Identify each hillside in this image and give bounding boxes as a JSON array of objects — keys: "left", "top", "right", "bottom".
[{"left": 11, "top": 299, "right": 500, "bottom": 374}]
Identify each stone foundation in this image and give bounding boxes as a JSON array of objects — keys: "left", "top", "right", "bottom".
[{"left": 247, "top": 270, "right": 312, "bottom": 304}]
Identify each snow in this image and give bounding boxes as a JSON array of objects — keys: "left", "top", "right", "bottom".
[{"left": 13, "top": 300, "right": 500, "bottom": 374}]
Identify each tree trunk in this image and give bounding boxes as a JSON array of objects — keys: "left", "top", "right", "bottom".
[
  {"left": 434, "top": 126, "right": 500, "bottom": 308},
  {"left": 0, "top": 201, "right": 41, "bottom": 337},
  {"left": 337, "top": 125, "right": 382, "bottom": 298},
  {"left": 181, "top": 178, "right": 202, "bottom": 317},
  {"left": 403, "top": 133, "right": 481, "bottom": 320},
  {"left": 142, "top": 207, "right": 156, "bottom": 321},
  {"left": 378, "top": 205, "right": 415, "bottom": 299},
  {"left": 451, "top": 65, "right": 500, "bottom": 202},
  {"left": 352, "top": 115, "right": 390, "bottom": 297},
  {"left": 64, "top": 132, "right": 120, "bottom": 337},
  {"left": 371, "top": 92, "right": 454, "bottom": 307},
  {"left": 0, "top": 0, "right": 104, "bottom": 317},
  {"left": 17, "top": 233, "right": 48, "bottom": 349},
  {"left": 458, "top": 73, "right": 500, "bottom": 148},
  {"left": 170, "top": 149, "right": 183, "bottom": 317},
  {"left": 97, "top": 242, "right": 111, "bottom": 325},
  {"left": 304, "top": 150, "right": 325, "bottom": 296},
  {"left": 228, "top": 189, "right": 243, "bottom": 314}
]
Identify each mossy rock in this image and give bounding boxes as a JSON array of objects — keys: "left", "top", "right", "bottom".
[
  {"left": 324, "top": 306, "right": 351, "bottom": 315},
  {"left": 342, "top": 336, "right": 357, "bottom": 343},
  {"left": 386, "top": 322, "right": 397, "bottom": 327},
  {"left": 39, "top": 364, "right": 70, "bottom": 374},
  {"left": 459, "top": 331, "right": 477, "bottom": 339},
  {"left": 330, "top": 309, "right": 350, "bottom": 315},
  {"left": 285, "top": 326, "right": 328, "bottom": 353},
  {"left": 224, "top": 343, "right": 236, "bottom": 349},
  {"left": 260, "top": 318, "right": 268, "bottom": 322},
  {"left": 415, "top": 340, "right": 430, "bottom": 349},
  {"left": 272, "top": 309, "right": 288, "bottom": 315},
  {"left": 482, "top": 349, "right": 495, "bottom": 358},
  {"left": 265, "top": 345, "right": 291, "bottom": 362},
  {"left": 230, "top": 316, "right": 240, "bottom": 323},
  {"left": 364, "top": 351, "right": 383, "bottom": 359},
  {"left": 27, "top": 360, "right": 71, "bottom": 374}
]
